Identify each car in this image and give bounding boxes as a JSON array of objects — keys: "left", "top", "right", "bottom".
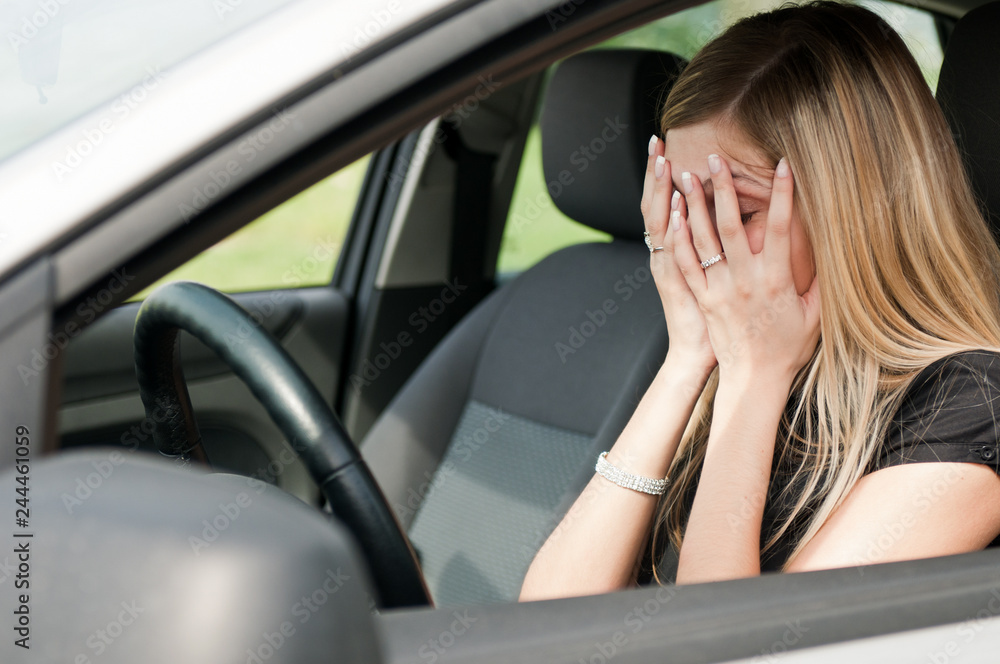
[{"left": 2, "top": 0, "right": 1000, "bottom": 661}]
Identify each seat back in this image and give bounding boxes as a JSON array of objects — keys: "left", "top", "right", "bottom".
[
  {"left": 361, "top": 49, "right": 685, "bottom": 606},
  {"left": 937, "top": 1, "right": 1000, "bottom": 241}
]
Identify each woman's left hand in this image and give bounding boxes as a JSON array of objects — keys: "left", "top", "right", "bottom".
[{"left": 670, "top": 154, "right": 821, "bottom": 385}]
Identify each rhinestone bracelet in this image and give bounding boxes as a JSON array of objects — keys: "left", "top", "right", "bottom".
[{"left": 594, "top": 451, "right": 669, "bottom": 495}]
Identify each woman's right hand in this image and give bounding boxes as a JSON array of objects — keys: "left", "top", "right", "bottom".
[{"left": 641, "top": 135, "right": 717, "bottom": 374}]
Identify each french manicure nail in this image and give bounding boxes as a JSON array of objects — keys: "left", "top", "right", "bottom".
[
  {"left": 708, "top": 154, "right": 721, "bottom": 174},
  {"left": 648, "top": 134, "right": 658, "bottom": 156},
  {"left": 655, "top": 155, "right": 665, "bottom": 179},
  {"left": 681, "top": 171, "right": 693, "bottom": 194},
  {"left": 671, "top": 210, "right": 681, "bottom": 231},
  {"left": 776, "top": 157, "right": 790, "bottom": 178},
  {"left": 671, "top": 190, "right": 680, "bottom": 210}
]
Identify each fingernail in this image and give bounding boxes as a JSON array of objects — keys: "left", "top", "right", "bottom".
[
  {"left": 671, "top": 190, "right": 680, "bottom": 210},
  {"left": 648, "top": 134, "right": 658, "bottom": 156},
  {"left": 708, "top": 154, "right": 721, "bottom": 174},
  {"left": 671, "top": 210, "right": 680, "bottom": 231},
  {"left": 655, "top": 155, "right": 665, "bottom": 179},
  {"left": 681, "top": 171, "right": 693, "bottom": 194},
  {"left": 776, "top": 157, "right": 790, "bottom": 178}
]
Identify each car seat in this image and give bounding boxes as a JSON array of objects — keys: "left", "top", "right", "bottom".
[
  {"left": 360, "top": 49, "right": 685, "bottom": 606},
  {"left": 936, "top": 1, "right": 1000, "bottom": 245}
]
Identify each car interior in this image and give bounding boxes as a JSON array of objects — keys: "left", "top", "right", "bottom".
[{"left": 16, "top": 0, "right": 1000, "bottom": 659}]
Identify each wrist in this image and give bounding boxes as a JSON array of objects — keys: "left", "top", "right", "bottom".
[
  {"left": 717, "top": 359, "right": 797, "bottom": 391},
  {"left": 714, "top": 366, "right": 793, "bottom": 409},
  {"left": 662, "top": 351, "right": 716, "bottom": 383}
]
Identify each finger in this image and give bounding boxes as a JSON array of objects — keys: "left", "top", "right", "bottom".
[
  {"left": 680, "top": 170, "right": 723, "bottom": 266},
  {"left": 650, "top": 153, "right": 673, "bottom": 250},
  {"left": 641, "top": 135, "right": 668, "bottom": 243},
  {"left": 640, "top": 135, "right": 656, "bottom": 221},
  {"left": 707, "top": 154, "right": 751, "bottom": 268},
  {"left": 669, "top": 206, "right": 708, "bottom": 296},
  {"left": 661, "top": 187, "right": 683, "bottom": 258},
  {"left": 764, "top": 157, "right": 794, "bottom": 277}
]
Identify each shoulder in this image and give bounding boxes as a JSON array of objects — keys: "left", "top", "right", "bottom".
[
  {"left": 903, "top": 349, "right": 1000, "bottom": 410},
  {"left": 872, "top": 349, "right": 1000, "bottom": 472}
]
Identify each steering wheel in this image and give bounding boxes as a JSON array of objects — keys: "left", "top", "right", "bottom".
[{"left": 132, "top": 281, "right": 431, "bottom": 609}]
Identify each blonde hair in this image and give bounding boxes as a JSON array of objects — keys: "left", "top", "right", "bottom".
[{"left": 650, "top": 0, "right": 1000, "bottom": 581}]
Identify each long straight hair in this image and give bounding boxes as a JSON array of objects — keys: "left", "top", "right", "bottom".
[{"left": 651, "top": 0, "right": 1000, "bottom": 579}]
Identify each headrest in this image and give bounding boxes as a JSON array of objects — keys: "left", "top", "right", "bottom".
[
  {"left": 540, "top": 49, "right": 686, "bottom": 241},
  {"left": 937, "top": 2, "right": 1000, "bottom": 241}
]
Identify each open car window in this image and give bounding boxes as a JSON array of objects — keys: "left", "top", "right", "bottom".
[
  {"left": 129, "top": 154, "right": 370, "bottom": 298},
  {"left": 495, "top": 0, "right": 944, "bottom": 279}
]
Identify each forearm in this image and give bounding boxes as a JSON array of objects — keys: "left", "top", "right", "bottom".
[
  {"left": 674, "top": 370, "right": 791, "bottom": 585},
  {"left": 519, "top": 354, "right": 712, "bottom": 601}
]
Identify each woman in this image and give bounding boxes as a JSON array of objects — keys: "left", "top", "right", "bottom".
[{"left": 520, "top": 0, "right": 1000, "bottom": 599}]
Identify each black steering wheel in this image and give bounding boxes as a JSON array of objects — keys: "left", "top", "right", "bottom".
[{"left": 132, "top": 281, "right": 431, "bottom": 609}]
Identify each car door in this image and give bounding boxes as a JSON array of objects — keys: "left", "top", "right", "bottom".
[
  {"left": 55, "top": 152, "right": 377, "bottom": 500},
  {"left": 54, "top": 87, "right": 545, "bottom": 503},
  {"left": 10, "top": 0, "right": 1000, "bottom": 662}
]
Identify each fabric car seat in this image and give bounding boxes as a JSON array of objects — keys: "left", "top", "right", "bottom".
[{"left": 360, "top": 49, "right": 685, "bottom": 606}]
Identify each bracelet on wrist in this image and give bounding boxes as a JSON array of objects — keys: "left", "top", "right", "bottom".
[{"left": 594, "top": 451, "right": 669, "bottom": 496}]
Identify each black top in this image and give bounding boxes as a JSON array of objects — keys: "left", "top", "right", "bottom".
[
  {"left": 759, "top": 349, "right": 1000, "bottom": 572},
  {"left": 643, "top": 350, "right": 1000, "bottom": 582}
]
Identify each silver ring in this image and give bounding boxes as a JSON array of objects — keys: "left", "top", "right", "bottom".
[
  {"left": 643, "top": 231, "right": 664, "bottom": 253},
  {"left": 700, "top": 252, "right": 725, "bottom": 269}
]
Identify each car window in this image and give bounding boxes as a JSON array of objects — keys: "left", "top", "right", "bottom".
[
  {"left": 495, "top": 0, "right": 944, "bottom": 279},
  {"left": 129, "top": 154, "right": 370, "bottom": 299}
]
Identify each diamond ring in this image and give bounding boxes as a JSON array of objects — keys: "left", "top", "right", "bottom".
[
  {"left": 700, "top": 252, "right": 725, "bottom": 269},
  {"left": 643, "top": 231, "right": 664, "bottom": 253}
]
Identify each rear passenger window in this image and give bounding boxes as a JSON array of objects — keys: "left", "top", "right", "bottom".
[{"left": 495, "top": 0, "right": 944, "bottom": 278}]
